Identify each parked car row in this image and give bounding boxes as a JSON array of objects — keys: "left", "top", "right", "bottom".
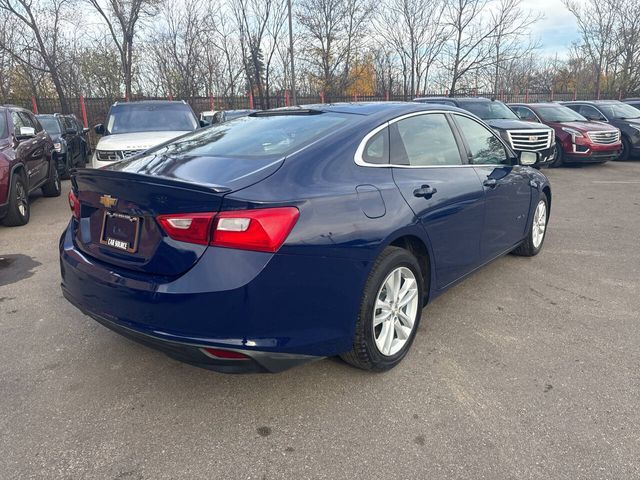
[
  {"left": 413, "top": 97, "right": 640, "bottom": 167},
  {"left": 0, "top": 105, "right": 61, "bottom": 226}
]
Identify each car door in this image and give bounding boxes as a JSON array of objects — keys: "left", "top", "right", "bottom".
[
  {"left": 451, "top": 113, "right": 533, "bottom": 261},
  {"left": 390, "top": 112, "right": 485, "bottom": 289},
  {"left": 61, "top": 116, "right": 77, "bottom": 161},
  {"left": 12, "top": 112, "right": 44, "bottom": 188}
]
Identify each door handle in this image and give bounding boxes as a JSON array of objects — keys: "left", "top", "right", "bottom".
[
  {"left": 413, "top": 185, "right": 437, "bottom": 199},
  {"left": 483, "top": 178, "right": 498, "bottom": 188}
]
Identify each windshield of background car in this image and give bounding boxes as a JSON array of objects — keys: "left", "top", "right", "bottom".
[
  {"left": 598, "top": 103, "right": 640, "bottom": 119},
  {"left": 536, "top": 106, "right": 587, "bottom": 122},
  {"left": 458, "top": 101, "right": 519, "bottom": 120},
  {"left": 38, "top": 116, "right": 62, "bottom": 134},
  {"left": 126, "top": 112, "right": 349, "bottom": 160},
  {"left": 106, "top": 103, "right": 198, "bottom": 134}
]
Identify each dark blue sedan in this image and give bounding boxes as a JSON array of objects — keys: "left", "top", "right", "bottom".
[{"left": 60, "top": 103, "right": 551, "bottom": 373}]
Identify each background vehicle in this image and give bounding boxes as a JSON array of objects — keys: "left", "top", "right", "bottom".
[
  {"left": 0, "top": 105, "right": 60, "bottom": 226},
  {"left": 60, "top": 103, "right": 550, "bottom": 373},
  {"left": 37, "top": 114, "right": 89, "bottom": 178},
  {"left": 200, "top": 109, "right": 259, "bottom": 125},
  {"left": 414, "top": 97, "right": 556, "bottom": 166},
  {"left": 623, "top": 98, "right": 640, "bottom": 111},
  {"left": 562, "top": 100, "right": 640, "bottom": 160},
  {"left": 92, "top": 100, "right": 202, "bottom": 168},
  {"left": 509, "top": 103, "right": 621, "bottom": 167}
]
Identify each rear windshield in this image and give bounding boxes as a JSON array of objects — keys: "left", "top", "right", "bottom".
[
  {"left": 458, "top": 101, "right": 519, "bottom": 120},
  {"left": 38, "top": 116, "right": 62, "bottom": 134},
  {"left": 106, "top": 103, "right": 198, "bottom": 134},
  {"left": 536, "top": 106, "right": 587, "bottom": 122},
  {"left": 139, "top": 112, "right": 349, "bottom": 159}
]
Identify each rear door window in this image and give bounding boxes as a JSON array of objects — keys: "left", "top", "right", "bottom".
[
  {"left": 362, "top": 128, "right": 389, "bottom": 164},
  {"left": 453, "top": 114, "right": 510, "bottom": 165},
  {"left": 390, "top": 113, "right": 463, "bottom": 166}
]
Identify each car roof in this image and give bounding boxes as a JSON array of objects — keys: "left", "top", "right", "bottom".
[
  {"left": 562, "top": 100, "right": 621, "bottom": 105},
  {"left": 509, "top": 102, "right": 561, "bottom": 108},
  {"left": 414, "top": 96, "right": 495, "bottom": 103},
  {"left": 297, "top": 101, "right": 466, "bottom": 117},
  {"left": 112, "top": 100, "right": 189, "bottom": 107}
]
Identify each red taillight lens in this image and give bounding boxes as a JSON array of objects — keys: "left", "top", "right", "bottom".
[
  {"left": 211, "top": 207, "right": 299, "bottom": 253},
  {"left": 157, "top": 213, "right": 216, "bottom": 245},
  {"left": 68, "top": 191, "right": 80, "bottom": 219},
  {"left": 201, "top": 347, "right": 250, "bottom": 360}
]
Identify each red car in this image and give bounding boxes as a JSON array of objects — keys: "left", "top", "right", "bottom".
[
  {"left": 509, "top": 103, "right": 621, "bottom": 167},
  {"left": 0, "top": 105, "right": 60, "bottom": 226}
]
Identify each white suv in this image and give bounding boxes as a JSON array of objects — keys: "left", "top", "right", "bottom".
[{"left": 91, "top": 100, "right": 202, "bottom": 168}]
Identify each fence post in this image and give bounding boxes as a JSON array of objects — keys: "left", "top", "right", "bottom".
[
  {"left": 550, "top": 89, "right": 554, "bottom": 102},
  {"left": 320, "top": 91, "right": 325, "bottom": 103},
  {"left": 248, "top": 91, "right": 254, "bottom": 109},
  {"left": 385, "top": 90, "right": 389, "bottom": 101},
  {"left": 573, "top": 88, "right": 577, "bottom": 101},
  {"left": 285, "top": 90, "right": 290, "bottom": 107},
  {"left": 353, "top": 93, "right": 357, "bottom": 102},
  {"left": 168, "top": 93, "right": 173, "bottom": 101},
  {"left": 500, "top": 88, "right": 504, "bottom": 101},
  {"left": 619, "top": 89, "right": 622, "bottom": 100},
  {"left": 525, "top": 89, "right": 529, "bottom": 103},
  {"left": 79, "top": 95, "right": 88, "bottom": 128},
  {"left": 31, "top": 96, "right": 38, "bottom": 114},
  {"left": 209, "top": 95, "right": 215, "bottom": 111}
]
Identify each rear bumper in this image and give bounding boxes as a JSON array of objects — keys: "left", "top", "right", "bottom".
[
  {"left": 59, "top": 222, "right": 369, "bottom": 371},
  {"left": 62, "top": 288, "right": 318, "bottom": 373}
]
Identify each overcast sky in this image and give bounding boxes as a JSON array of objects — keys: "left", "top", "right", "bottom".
[{"left": 528, "top": 0, "right": 580, "bottom": 57}]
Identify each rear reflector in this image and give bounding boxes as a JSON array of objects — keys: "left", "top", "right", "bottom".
[
  {"left": 211, "top": 207, "right": 299, "bottom": 253},
  {"left": 201, "top": 347, "right": 250, "bottom": 360},
  {"left": 157, "top": 213, "right": 216, "bottom": 245},
  {"left": 156, "top": 207, "right": 299, "bottom": 252},
  {"left": 68, "top": 191, "right": 80, "bottom": 219}
]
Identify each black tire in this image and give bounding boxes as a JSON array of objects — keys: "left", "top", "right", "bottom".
[
  {"left": 340, "top": 246, "right": 424, "bottom": 371},
  {"left": 1, "top": 174, "right": 30, "bottom": 227},
  {"left": 41, "top": 166, "right": 61, "bottom": 197},
  {"left": 60, "top": 152, "right": 72, "bottom": 179},
  {"left": 512, "top": 193, "right": 549, "bottom": 257},
  {"left": 549, "top": 142, "right": 563, "bottom": 168},
  {"left": 619, "top": 136, "right": 631, "bottom": 161}
]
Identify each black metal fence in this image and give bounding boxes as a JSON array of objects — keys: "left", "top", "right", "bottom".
[{"left": 9, "top": 90, "right": 626, "bottom": 148}]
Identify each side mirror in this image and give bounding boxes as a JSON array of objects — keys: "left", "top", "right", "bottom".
[
  {"left": 199, "top": 119, "right": 210, "bottom": 127},
  {"left": 94, "top": 124, "right": 105, "bottom": 135},
  {"left": 17, "top": 126, "right": 36, "bottom": 139},
  {"left": 82, "top": 127, "right": 89, "bottom": 134},
  {"left": 519, "top": 151, "right": 539, "bottom": 166}
]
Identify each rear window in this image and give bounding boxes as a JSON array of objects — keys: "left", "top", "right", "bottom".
[
  {"left": 106, "top": 103, "right": 198, "bottom": 134},
  {"left": 142, "top": 113, "right": 349, "bottom": 159},
  {"left": 457, "top": 101, "right": 519, "bottom": 120}
]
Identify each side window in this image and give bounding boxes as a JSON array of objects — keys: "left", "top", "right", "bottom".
[
  {"left": 25, "top": 113, "right": 43, "bottom": 132},
  {"left": 514, "top": 107, "right": 538, "bottom": 122},
  {"left": 453, "top": 114, "right": 509, "bottom": 165},
  {"left": 579, "top": 105, "right": 606, "bottom": 121},
  {"left": 391, "top": 113, "right": 462, "bottom": 166},
  {"left": 362, "top": 128, "right": 389, "bottom": 164},
  {"left": 11, "top": 112, "right": 26, "bottom": 135},
  {"left": 19, "top": 112, "right": 35, "bottom": 129}
]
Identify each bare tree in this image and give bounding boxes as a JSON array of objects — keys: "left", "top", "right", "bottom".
[
  {"left": 296, "top": 0, "right": 372, "bottom": 97},
  {"left": 87, "top": 0, "right": 159, "bottom": 99},
  {"left": 0, "top": 0, "right": 72, "bottom": 109},
  {"left": 563, "top": 0, "right": 618, "bottom": 98}
]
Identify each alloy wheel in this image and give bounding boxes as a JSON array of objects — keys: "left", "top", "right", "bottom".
[
  {"left": 532, "top": 200, "right": 547, "bottom": 249},
  {"left": 373, "top": 266, "right": 419, "bottom": 356},
  {"left": 16, "top": 181, "right": 27, "bottom": 218}
]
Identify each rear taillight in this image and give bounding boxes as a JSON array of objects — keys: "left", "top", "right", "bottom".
[
  {"left": 68, "top": 191, "right": 80, "bottom": 219},
  {"left": 157, "top": 213, "right": 216, "bottom": 245},
  {"left": 156, "top": 207, "right": 299, "bottom": 252},
  {"left": 211, "top": 207, "right": 299, "bottom": 253}
]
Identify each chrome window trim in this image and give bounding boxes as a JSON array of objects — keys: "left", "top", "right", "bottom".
[{"left": 354, "top": 109, "right": 511, "bottom": 169}]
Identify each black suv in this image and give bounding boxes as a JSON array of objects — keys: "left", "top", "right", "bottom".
[
  {"left": 623, "top": 98, "right": 640, "bottom": 111},
  {"left": 36, "top": 113, "right": 90, "bottom": 178},
  {"left": 562, "top": 100, "right": 640, "bottom": 160},
  {"left": 414, "top": 97, "right": 556, "bottom": 166},
  {"left": 0, "top": 105, "right": 60, "bottom": 226}
]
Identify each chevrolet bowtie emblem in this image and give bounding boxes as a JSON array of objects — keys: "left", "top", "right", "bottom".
[{"left": 99, "top": 194, "right": 118, "bottom": 209}]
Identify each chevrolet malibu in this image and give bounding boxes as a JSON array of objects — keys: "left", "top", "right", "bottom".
[{"left": 60, "top": 103, "right": 551, "bottom": 373}]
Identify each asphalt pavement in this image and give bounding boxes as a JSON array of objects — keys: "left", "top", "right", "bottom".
[{"left": 1, "top": 161, "right": 639, "bottom": 479}]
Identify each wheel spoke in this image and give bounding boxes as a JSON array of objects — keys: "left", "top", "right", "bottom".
[
  {"left": 398, "top": 285, "right": 417, "bottom": 308},
  {"left": 382, "top": 320, "right": 395, "bottom": 354},
  {"left": 374, "top": 309, "right": 391, "bottom": 327},
  {"left": 397, "top": 309, "right": 414, "bottom": 328},
  {"left": 394, "top": 320, "right": 411, "bottom": 340}
]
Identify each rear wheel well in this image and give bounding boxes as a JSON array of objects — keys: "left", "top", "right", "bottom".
[
  {"left": 542, "top": 186, "right": 551, "bottom": 214},
  {"left": 390, "top": 235, "right": 431, "bottom": 304}
]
